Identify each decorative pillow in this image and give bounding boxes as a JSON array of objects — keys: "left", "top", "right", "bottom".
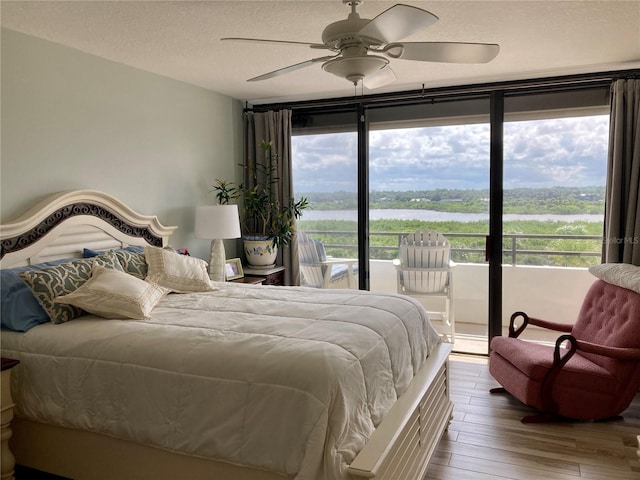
[
  {"left": 113, "top": 250, "right": 148, "bottom": 279},
  {"left": 83, "top": 246, "right": 148, "bottom": 279},
  {"left": 19, "top": 253, "right": 124, "bottom": 324},
  {"left": 144, "top": 246, "right": 216, "bottom": 293},
  {"left": 0, "top": 257, "right": 74, "bottom": 331},
  {"left": 589, "top": 263, "right": 640, "bottom": 294},
  {"left": 83, "top": 245, "right": 144, "bottom": 258},
  {"left": 56, "top": 266, "right": 169, "bottom": 320}
]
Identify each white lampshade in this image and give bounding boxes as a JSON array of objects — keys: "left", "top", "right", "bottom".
[
  {"left": 195, "top": 205, "right": 241, "bottom": 240},
  {"left": 195, "top": 205, "right": 242, "bottom": 282}
]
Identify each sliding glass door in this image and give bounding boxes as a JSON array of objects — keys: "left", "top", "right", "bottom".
[
  {"left": 291, "top": 111, "right": 360, "bottom": 289},
  {"left": 501, "top": 92, "right": 609, "bottom": 344},
  {"left": 367, "top": 98, "right": 491, "bottom": 353},
  {"left": 290, "top": 80, "right": 611, "bottom": 354}
]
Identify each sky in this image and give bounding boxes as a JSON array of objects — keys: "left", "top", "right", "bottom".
[{"left": 292, "top": 115, "right": 610, "bottom": 193}]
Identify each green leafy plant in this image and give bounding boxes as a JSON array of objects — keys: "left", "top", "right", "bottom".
[{"left": 212, "top": 140, "right": 309, "bottom": 249}]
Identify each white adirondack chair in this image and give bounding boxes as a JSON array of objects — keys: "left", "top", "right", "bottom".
[
  {"left": 298, "top": 231, "right": 358, "bottom": 289},
  {"left": 394, "top": 229, "right": 455, "bottom": 342}
]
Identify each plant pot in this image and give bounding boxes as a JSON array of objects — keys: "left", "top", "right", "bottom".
[{"left": 243, "top": 236, "right": 278, "bottom": 268}]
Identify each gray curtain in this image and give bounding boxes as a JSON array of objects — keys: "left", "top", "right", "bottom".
[
  {"left": 603, "top": 79, "right": 640, "bottom": 266},
  {"left": 244, "top": 110, "right": 300, "bottom": 285}
]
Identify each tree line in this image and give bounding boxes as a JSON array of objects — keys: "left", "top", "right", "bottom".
[{"left": 302, "top": 186, "right": 605, "bottom": 215}]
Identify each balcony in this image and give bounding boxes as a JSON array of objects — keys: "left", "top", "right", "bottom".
[{"left": 303, "top": 230, "right": 602, "bottom": 354}]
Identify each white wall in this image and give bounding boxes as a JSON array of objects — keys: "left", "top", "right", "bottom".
[{"left": 1, "top": 29, "right": 244, "bottom": 260}]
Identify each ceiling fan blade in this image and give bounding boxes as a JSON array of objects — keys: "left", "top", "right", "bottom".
[
  {"left": 363, "top": 66, "right": 397, "bottom": 89},
  {"left": 221, "top": 37, "right": 329, "bottom": 50},
  {"left": 248, "top": 55, "right": 337, "bottom": 82},
  {"left": 358, "top": 4, "right": 438, "bottom": 44},
  {"left": 386, "top": 42, "right": 500, "bottom": 63}
]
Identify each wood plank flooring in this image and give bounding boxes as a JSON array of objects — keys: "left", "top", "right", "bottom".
[{"left": 426, "top": 354, "right": 640, "bottom": 480}]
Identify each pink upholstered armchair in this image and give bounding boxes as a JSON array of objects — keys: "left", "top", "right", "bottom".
[{"left": 489, "top": 265, "right": 640, "bottom": 423}]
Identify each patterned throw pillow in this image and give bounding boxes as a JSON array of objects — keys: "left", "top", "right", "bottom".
[
  {"left": 114, "top": 250, "right": 148, "bottom": 279},
  {"left": 1, "top": 257, "right": 75, "bottom": 332},
  {"left": 83, "top": 246, "right": 148, "bottom": 279},
  {"left": 56, "top": 266, "right": 169, "bottom": 319},
  {"left": 19, "top": 253, "right": 123, "bottom": 324},
  {"left": 144, "top": 246, "right": 216, "bottom": 293}
]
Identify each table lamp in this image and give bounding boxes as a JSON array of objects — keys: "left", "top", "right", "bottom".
[{"left": 195, "top": 205, "right": 241, "bottom": 281}]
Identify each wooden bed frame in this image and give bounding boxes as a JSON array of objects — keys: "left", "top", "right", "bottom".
[{"left": 0, "top": 190, "right": 453, "bottom": 480}]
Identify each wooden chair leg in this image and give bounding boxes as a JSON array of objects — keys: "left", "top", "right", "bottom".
[{"left": 445, "top": 297, "right": 455, "bottom": 343}]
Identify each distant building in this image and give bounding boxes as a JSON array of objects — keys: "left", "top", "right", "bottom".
[{"left": 579, "top": 193, "right": 601, "bottom": 201}]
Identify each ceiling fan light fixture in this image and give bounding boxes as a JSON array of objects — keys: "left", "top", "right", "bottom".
[
  {"left": 226, "top": 2, "right": 500, "bottom": 87},
  {"left": 322, "top": 55, "right": 388, "bottom": 85}
]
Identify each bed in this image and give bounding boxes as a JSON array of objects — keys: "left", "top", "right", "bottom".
[{"left": 0, "top": 190, "right": 453, "bottom": 480}]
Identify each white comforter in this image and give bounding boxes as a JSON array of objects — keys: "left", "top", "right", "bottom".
[{"left": 2, "top": 283, "right": 440, "bottom": 480}]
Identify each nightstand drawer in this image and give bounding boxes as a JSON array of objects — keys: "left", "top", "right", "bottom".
[
  {"left": 262, "top": 269, "right": 284, "bottom": 285},
  {"left": 230, "top": 276, "right": 265, "bottom": 285},
  {"left": 244, "top": 266, "right": 285, "bottom": 286}
]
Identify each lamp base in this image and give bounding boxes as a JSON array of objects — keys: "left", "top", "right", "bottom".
[{"left": 209, "top": 239, "right": 226, "bottom": 282}]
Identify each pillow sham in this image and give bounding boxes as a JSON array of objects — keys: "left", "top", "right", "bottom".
[
  {"left": 83, "top": 246, "right": 148, "bottom": 279},
  {"left": 19, "top": 252, "right": 124, "bottom": 324},
  {"left": 589, "top": 263, "right": 640, "bottom": 294},
  {"left": 56, "top": 266, "right": 169, "bottom": 320},
  {"left": 144, "top": 246, "right": 216, "bottom": 293},
  {"left": 0, "top": 257, "right": 74, "bottom": 332}
]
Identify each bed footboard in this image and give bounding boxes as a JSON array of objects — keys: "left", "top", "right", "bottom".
[{"left": 348, "top": 342, "right": 453, "bottom": 480}]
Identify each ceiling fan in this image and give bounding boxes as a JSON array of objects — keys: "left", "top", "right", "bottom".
[{"left": 221, "top": 1, "right": 499, "bottom": 89}]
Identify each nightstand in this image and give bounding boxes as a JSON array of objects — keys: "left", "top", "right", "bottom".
[
  {"left": 230, "top": 276, "right": 265, "bottom": 285},
  {"left": 1, "top": 357, "right": 19, "bottom": 480},
  {"left": 243, "top": 266, "right": 285, "bottom": 286}
]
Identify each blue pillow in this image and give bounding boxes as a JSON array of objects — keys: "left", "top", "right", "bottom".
[
  {"left": 1, "top": 258, "right": 73, "bottom": 332},
  {"left": 83, "top": 245, "right": 144, "bottom": 258}
]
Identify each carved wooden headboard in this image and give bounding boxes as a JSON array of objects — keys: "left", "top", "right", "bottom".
[{"left": 0, "top": 190, "right": 177, "bottom": 268}]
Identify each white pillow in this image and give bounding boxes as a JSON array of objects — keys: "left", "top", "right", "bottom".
[
  {"left": 144, "top": 246, "right": 216, "bottom": 293},
  {"left": 588, "top": 263, "right": 640, "bottom": 294},
  {"left": 56, "top": 266, "right": 169, "bottom": 320}
]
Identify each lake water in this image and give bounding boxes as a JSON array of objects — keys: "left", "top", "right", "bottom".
[{"left": 300, "top": 209, "right": 604, "bottom": 223}]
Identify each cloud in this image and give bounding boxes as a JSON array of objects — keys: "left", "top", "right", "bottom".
[
  {"left": 293, "top": 115, "right": 608, "bottom": 192},
  {"left": 293, "top": 132, "right": 358, "bottom": 192},
  {"left": 503, "top": 116, "right": 608, "bottom": 188}
]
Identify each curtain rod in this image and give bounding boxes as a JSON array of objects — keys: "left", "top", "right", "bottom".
[{"left": 245, "top": 69, "right": 639, "bottom": 113}]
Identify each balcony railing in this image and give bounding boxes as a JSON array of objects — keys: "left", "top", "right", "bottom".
[{"left": 302, "top": 231, "right": 603, "bottom": 267}]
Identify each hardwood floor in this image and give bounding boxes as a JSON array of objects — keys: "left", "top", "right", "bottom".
[{"left": 426, "top": 354, "right": 640, "bottom": 480}]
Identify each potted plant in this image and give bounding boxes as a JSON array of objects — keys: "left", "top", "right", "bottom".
[{"left": 212, "top": 140, "right": 309, "bottom": 267}]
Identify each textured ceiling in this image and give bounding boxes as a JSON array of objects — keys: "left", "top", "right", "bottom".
[{"left": 2, "top": 0, "right": 639, "bottom": 104}]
